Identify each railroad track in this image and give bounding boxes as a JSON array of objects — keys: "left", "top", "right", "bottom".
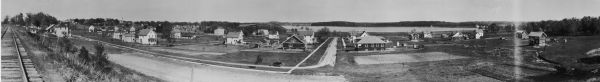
[{"left": 1, "top": 26, "right": 44, "bottom": 82}]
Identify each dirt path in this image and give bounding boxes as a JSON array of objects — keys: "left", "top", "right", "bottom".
[{"left": 109, "top": 52, "right": 347, "bottom": 82}]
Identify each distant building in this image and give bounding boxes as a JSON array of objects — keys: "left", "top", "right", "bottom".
[
  {"left": 122, "top": 33, "right": 136, "bottom": 42},
  {"left": 256, "top": 29, "right": 270, "bottom": 36},
  {"left": 528, "top": 32, "right": 547, "bottom": 46},
  {"left": 224, "top": 31, "right": 244, "bottom": 45},
  {"left": 516, "top": 30, "right": 528, "bottom": 39},
  {"left": 475, "top": 29, "right": 484, "bottom": 39},
  {"left": 88, "top": 25, "right": 96, "bottom": 32},
  {"left": 349, "top": 31, "right": 369, "bottom": 43},
  {"left": 452, "top": 32, "right": 467, "bottom": 40},
  {"left": 180, "top": 33, "right": 196, "bottom": 39},
  {"left": 112, "top": 32, "right": 124, "bottom": 40},
  {"left": 267, "top": 31, "right": 280, "bottom": 39},
  {"left": 355, "top": 36, "right": 388, "bottom": 51},
  {"left": 128, "top": 26, "right": 136, "bottom": 33},
  {"left": 409, "top": 32, "right": 423, "bottom": 42},
  {"left": 423, "top": 31, "right": 433, "bottom": 38},
  {"left": 281, "top": 35, "right": 307, "bottom": 50},
  {"left": 172, "top": 29, "right": 182, "bottom": 38},
  {"left": 53, "top": 26, "right": 70, "bottom": 37},
  {"left": 297, "top": 30, "right": 317, "bottom": 44},
  {"left": 214, "top": 27, "right": 225, "bottom": 35},
  {"left": 136, "top": 29, "right": 157, "bottom": 45}
]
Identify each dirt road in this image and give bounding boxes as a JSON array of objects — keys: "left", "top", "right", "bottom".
[{"left": 109, "top": 52, "right": 347, "bottom": 82}]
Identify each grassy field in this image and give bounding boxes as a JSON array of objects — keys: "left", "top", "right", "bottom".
[
  {"left": 71, "top": 29, "right": 333, "bottom": 68},
  {"left": 521, "top": 35, "right": 600, "bottom": 81}
]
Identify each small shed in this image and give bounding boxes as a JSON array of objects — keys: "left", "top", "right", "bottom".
[{"left": 528, "top": 32, "right": 548, "bottom": 46}]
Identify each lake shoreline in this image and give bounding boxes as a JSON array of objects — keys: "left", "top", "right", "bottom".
[{"left": 283, "top": 25, "right": 477, "bottom": 32}]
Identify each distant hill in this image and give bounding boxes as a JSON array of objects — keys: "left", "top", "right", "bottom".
[{"left": 309, "top": 21, "right": 513, "bottom": 27}]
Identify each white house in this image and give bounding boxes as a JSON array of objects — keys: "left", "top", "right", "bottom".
[
  {"left": 214, "top": 27, "right": 225, "bottom": 35},
  {"left": 122, "top": 33, "right": 136, "bottom": 42},
  {"left": 452, "top": 32, "right": 467, "bottom": 40},
  {"left": 224, "top": 31, "right": 244, "bottom": 45},
  {"left": 257, "top": 29, "right": 269, "bottom": 36},
  {"left": 88, "top": 25, "right": 96, "bottom": 32},
  {"left": 53, "top": 27, "right": 70, "bottom": 37},
  {"left": 475, "top": 29, "right": 484, "bottom": 39},
  {"left": 128, "top": 26, "right": 136, "bottom": 33},
  {"left": 112, "top": 32, "right": 123, "bottom": 40},
  {"left": 349, "top": 31, "right": 369, "bottom": 43},
  {"left": 136, "top": 29, "right": 157, "bottom": 45},
  {"left": 112, "top": 26, "right": 120, "bottom": 32},
  {"left": 297, "top": 30, "right": 316, "bottom": 44},
  {"left": 423, "top": 31, "right": 433, "bottom": 38},
  {"left": 172, "top": 29, "right": 182, "bottom": 38},
  {"left": 409, "top": 32, "right": 423, "bottom": 42},
  {"left": 267, "top": 31, "right": 280, "bottom": 39}
]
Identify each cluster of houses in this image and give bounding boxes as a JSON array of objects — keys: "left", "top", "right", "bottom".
[
  {"left": 214, "top": 26, "right": 318, "bottom": 50},
  {"left": 346, "top": 31, "right": 390, "bottom": 51},
  {"left": 344, "top": 25, "right": 490, "bottom": 51},
  {"left": 26, "top": 24, "right": 72, "bottom": 38},
  {"left": 171, "top": 25, "right": 201, "bottom": 39},
  {"left": 87, "top": 25, "right": 159, "bottom": 45}
]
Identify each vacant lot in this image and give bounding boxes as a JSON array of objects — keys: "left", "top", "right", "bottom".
[{"left": 354, "top": 52, "right": 468, "bottom": 65}]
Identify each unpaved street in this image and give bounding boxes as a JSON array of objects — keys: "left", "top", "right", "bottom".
[{"left": 109, "top": 52, "right": 347, "bottom": 82}]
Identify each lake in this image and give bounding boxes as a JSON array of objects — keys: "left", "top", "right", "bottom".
[{"left": 282, "top": 26, "right": 476, "bottom": 32}]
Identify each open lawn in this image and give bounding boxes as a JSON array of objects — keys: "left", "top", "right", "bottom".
[
  {"left": 354, "top": 52, "right": 468, "bottom": 65},
  {"left": 71, "top": 30, "right": 335, "bottom": 68}
]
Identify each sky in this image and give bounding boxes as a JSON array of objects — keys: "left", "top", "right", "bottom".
[{"left": 2, "top": 0, "right": 599, "bottom": 22}]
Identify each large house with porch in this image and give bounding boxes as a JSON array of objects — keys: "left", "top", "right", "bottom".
[
  {"left": 349, "top": 31, "right": 369, "bottom": 43},
  {"left": 136, "top": 29, "right": 157, "bottom": 45},
  {"left": 297, "top": 30, "right": 317, "bottom": 44},
  {"left": 354, "top": 36, "right": 389, "bottom": 51}
]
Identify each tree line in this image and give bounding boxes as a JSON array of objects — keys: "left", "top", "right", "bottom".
[
  {"left": 521, "top": 16, "right": 600, "bottom": 36},
  {"left": 2, "top": 12, "right": 60, "bottom": 27},
  {"left": 310, "top": 21, "right": 503, "bottom": 27}
]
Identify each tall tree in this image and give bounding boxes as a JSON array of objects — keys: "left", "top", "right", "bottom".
[{"left": 2, "top": 16, "right": 10, "bottom": 24}]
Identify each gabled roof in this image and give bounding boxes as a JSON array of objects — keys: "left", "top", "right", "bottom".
[
  {"left": 349, "top": 31, "right": 365, "bottom": 37},
  {"left": 225, "top": 32, "right": 242, "bottom": 38},
  {"left": 137, "top": 29, "right": 154, "bottom": 36},
  {"left": 452, "top": 32, "right": 466, "bottom": 37},
  {"left": 356, "top": 36, "right": 387, "bottom": 44},
  {"left": 281, "top": 35, "right": 305, "bottom": 44},
  {"left": 528, "top": 32, "right": 546, "bottom": 37},
  {"left": 297, "top": 30, "right": 314, "bottom": 36}
]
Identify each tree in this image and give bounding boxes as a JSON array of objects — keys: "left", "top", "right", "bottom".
[
  {"left": 315, "top": 27, "right": 331, "bottom": 42},
  {"left": 93, "top": 43, "right": 110, "bottom": 72},
  {"left": 2, "top": 16, "right": 10, "bottom": 24},
  {"left": 78, "top": 47, "right": 90, "bottom": 63}
]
